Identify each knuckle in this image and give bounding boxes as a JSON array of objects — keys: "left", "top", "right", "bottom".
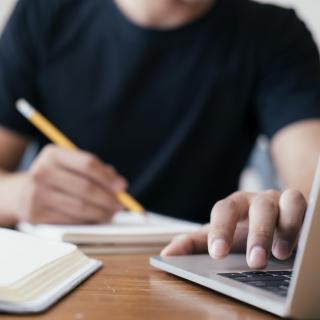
[
  {"left": 230, "top": 191, "right": 245, "bottom": 199},
  {"left": 209, "top": 225, "right": 231, "bottom": 241},
  {"left": 30, "top": 146, "right": 56, "bottom": 177},
  {"left": 251, "top": 227, "right": 273, "bottom": 241},
  {"left": 211, "top": 198, "right": 237, "bottom": 222},
  {"left": 106, "top": 164, "right": 116, "bottom": 174},
  {"left": 252, "top": 194, "right": 277, "bottom": 212},
  {"left": 74, "top": 198, "right": 88, "bottom": 214},
  {"left": 105, "top": 166, "right": 118, "bottom": 181},
  {"left": 172, "top": 234, "right": 189, "bottom": 243},
  {"left": 75, "top": 200, "right": 104, "bottom": 222},
  {"left": 82, "top": 154, "right": 99, "bottom": 171},
  {"left": 40, "top": 144, "right": 57, "bottom": 159},
  {"left": 29, "top": 166, "right": 46, "bottom": 183},
  {"left": 282, "top": 189, "right": 306, "bottom": 207},
  {"left": 212, "top": 199, "right": 237, "bottom": 216},
  {"left": 265, "top": 189, "right": 280, "bottom": 198},
  {"left": 209, "top": 224, "right": 228, "bottom": 233},
  {"left": 118, "top": 178, "right": 128, "bottom": 189},
  {"left": 79, "top": 180, "right": 95, "bottom": 195}
]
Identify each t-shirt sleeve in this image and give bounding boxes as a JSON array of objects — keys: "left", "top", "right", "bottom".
[
  {"left": 0, "top": 0, "right": 45, "bottom": 137},
  {"left": 254, "top": 8, "right": 320, "bottom": 138}
]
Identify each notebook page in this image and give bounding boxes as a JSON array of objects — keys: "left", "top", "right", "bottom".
[
  {"left": 18, "top": 212, "right": 200, "bottom": 239},
  {"left": 0, "top": 228, "right": 76, "bottom": 287}
]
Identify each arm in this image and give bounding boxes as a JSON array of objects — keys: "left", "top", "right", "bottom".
[
  {"left": 0, "top": 1, "right": 128, "bottom": 227},
  {"left": 0, "top": 126, "right": 129, "bottom": 227},
  {"left": 162, "top": 7, "right": 320, "bottom": 269},
  {"left": 0, "top": 127, "right": 29, "bottom": 226},
  {"left": 271, "top": 119, "right": 320, "bottom": 198}
]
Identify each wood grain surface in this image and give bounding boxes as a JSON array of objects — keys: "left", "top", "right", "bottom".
[{"left": 1, "top": 254, "right": 279, "bottom": 320}]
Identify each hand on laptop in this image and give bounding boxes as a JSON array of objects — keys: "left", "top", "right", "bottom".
[
  {"left": 13, "top": 145, "right": 127, "bottom": 224},
  {"left": 162, "top": 190, "right": 306, "bottom": 269}
]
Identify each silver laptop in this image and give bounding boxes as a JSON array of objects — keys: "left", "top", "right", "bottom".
[{"left": 150, "top": 160, "right": 320, "bottom": 319}]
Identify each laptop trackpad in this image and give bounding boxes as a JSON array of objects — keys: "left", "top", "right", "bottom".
[{"left": 151, "top": 254, "right": 293, "bottom": 277}]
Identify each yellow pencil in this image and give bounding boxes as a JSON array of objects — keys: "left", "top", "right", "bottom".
[{"left": 16, "top": 99, "right": 145, "bottom": 215}]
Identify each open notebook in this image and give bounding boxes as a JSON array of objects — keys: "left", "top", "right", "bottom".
[
  {"left": 18, "top": 212, "right": 201, "bottom": 254},
  {"left": 0, "top": 228, "right": 102, "bottom": 314}
]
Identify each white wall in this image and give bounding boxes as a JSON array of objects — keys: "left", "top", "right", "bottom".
[{"left": 0, "top": 0, "right": 16, "bottom": 33}]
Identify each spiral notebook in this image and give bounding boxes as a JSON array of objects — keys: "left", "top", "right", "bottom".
[{"left": 18, "top": 212, "right": 201, "bottom": 254}]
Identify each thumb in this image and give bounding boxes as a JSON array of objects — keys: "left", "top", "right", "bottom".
[{"left": 161, "top": 225, "right": 209, "bottom": 256}]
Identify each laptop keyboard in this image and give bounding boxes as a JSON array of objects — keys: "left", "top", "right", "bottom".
[{"left": 218, "top": 270, "right": 292, "bottom": 297}]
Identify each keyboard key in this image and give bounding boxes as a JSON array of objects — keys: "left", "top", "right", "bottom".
[
  {"left": 267, "top": 271, "right": 292, "bottom": 276},
  {"left": 238, "top": 275, "right": 280, "bottom": 282},
  {"left": 218, "top": 270, "right": 292, "bottom": 297},
  {"left": 241, "top": 271, "right": 268, "bottom": 276},
  {"left": 217, "top": 273, "right": 246, "bottom": 279},
  {"left": 266, "top": 287, "right": 288, "bottom": 297}
]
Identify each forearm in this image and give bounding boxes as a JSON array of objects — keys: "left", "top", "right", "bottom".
[
  {"left": 271, "top": 120, "right": 320, "bottom": 200},
  {"left": 0, "top": 127, "right": 31, "bottom": 226},
  {"left": 0, "top": 170, "right": 24, "bottom": 226}
]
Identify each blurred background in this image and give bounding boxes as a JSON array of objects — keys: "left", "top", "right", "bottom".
[
  {"left": 0, "top": 0, "right": 15, "bottom": 31},
  {"left": 0, "top": 0, "right": 320, "bottom": 191}
]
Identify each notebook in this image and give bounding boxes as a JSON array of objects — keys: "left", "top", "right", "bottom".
[
  {"left": 18, "top": 212, "right": 201, "bottom": 254},
  {"left": 0, "top": 228, "right": 102, "bottom": 314}
]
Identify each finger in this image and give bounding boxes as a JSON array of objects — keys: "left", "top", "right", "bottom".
[
  {"left": 22, "top": 189, "right": 86, "bottom": 224},
  {"left": 161, "top": 225, "right": 209, "bottom": 256},
  {"left": 45, "top": 188, "right": 117, "bottom": 223},
  {"left": 208, "top": 192, "right": 252, "bottom": 259},
  {"left": 247, "top": 190, "right": 280, "bottom": 269},
  {"left": 33, "top": 208, "right": 86, "bottom": 225},
  {"left": 40, "top": 167, "right": 123, "bottom": 213},
  {"left": 272, "top": 190, "right": 306, "bottom": 260},
  {"left": 40, "top": 145, "right": 128, "bottom": 192},
  {"left": 230, "top": 220, "right": 249, "bottom": 252}
]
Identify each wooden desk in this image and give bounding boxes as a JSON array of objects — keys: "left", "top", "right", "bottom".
[{"left": 1, "top": 254, "right": 279, "bottom": 320}]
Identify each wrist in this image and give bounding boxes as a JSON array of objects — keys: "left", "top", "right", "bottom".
[{"left": 0, "top": 172, "right": 27, "bottom": 225}]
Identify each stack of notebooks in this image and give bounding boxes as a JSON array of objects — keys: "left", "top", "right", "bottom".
[
  {"left": 18, "top": 211, "right": 201, "bottom": 254},
  {"left": 0, "top": 228, "right": 101, "bottom": 314}
]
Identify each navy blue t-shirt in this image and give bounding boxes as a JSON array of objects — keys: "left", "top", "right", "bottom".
[{"left": 0, "top": 0, "right": 320, "bottom": 222}]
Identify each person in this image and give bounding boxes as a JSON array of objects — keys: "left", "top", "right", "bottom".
[{"left": 0, "top": 0, "right": 320, "bottom": 269}]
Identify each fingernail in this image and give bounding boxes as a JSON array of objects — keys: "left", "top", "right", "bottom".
[
  {"left": 249, "top": 246, "right": 267, "bottom": 268},
  {"left": 274, "top": 240, "right": 291, "bottom": 259},
  {"left": 209, "top": 239, "right": 228, "bottom": 258}
]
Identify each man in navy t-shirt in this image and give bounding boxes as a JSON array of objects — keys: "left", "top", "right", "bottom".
[{"left": 0, "top": 0, "right": 319, "bottom": 268}]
